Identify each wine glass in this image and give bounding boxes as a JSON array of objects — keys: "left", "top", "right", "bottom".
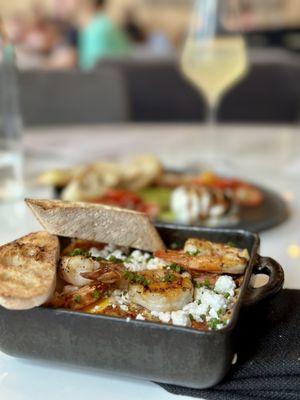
[{"left": 181, "top": 0, "right": 248, "bottom": 166}]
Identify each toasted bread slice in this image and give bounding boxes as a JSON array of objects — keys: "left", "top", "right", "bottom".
[
  {"left": 26, "top": 198, "right": 165, "bottom": 252},
  {"left": 0, "top": 232, "right": 59, "bottom": 310}
]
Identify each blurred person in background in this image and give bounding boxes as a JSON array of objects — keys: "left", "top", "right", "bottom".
[
  {"left": 5, "top": 13, "right": 28, "bottom": 46},
  {"left": 123, "top": 11, "right": 148, "bottom": 57},
  {"left": 15, "top": 17, "right": 76, "bottom": 70},
  {"left": 51, "top": 0, "right": 79, "bottom": 60},
  {"left": 147, "top": 28, "right": 175, "bottom": 57},
  {"left": 41, "top": 18, "right": 77, "bottom": 70},
  {"left": 79, "top": 0, "right": 130, "bottom": 70},
  {"left": 7, "top": 0, "right": 77, "bottom": 69},
  {"left": 123, "top": 10, "right": 175, "bottom": 59}
]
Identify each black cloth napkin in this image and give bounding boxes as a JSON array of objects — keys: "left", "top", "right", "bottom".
[{"left": 157, "top": 289, "right": 300, "bottom": 400}]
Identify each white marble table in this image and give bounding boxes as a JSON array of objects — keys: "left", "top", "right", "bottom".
[{"left": 0, "top": 124, "right": 299, "bottom": 400}]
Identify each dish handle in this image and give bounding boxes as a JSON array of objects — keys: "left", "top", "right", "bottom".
[{"left": 242, "top": 255, "right": 284, "bottom": 306}]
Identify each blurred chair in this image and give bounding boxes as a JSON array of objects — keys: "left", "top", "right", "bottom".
[
  {"left": 219, "top": 50, "right": 300, "bottom": 123},
  {"left": 100, "top": 53, "right": 300, "bottom": 123},
  {"left": 19, "top": 52, "right": 300, "bottom": 126},
  {"left": 99, "top": 58, "right": 205, "bottom": 122},
  {"left": 18, "top": 68, "right": 130, "bottom": 126}
]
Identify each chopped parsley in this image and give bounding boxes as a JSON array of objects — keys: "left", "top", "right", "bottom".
[
  {"left": 123, "top": 271, "right": 150, "bottom": 287},
  {"left": 203, "top": 278, "right": 211, "bottom": 288},
  {"left": 74, "top": 295, "right": 81, "bottom": 304},
  {"left": 92, "top": 290, "right": 101, "bottom": 300},
  {"left": 195, "top": 278, "right": 211, "bottom": 289},
  {"left": 224, "top": 293, "right": 230, "bottom": 299},
  {"left": 70, "top": 248, "right": 91, "bottom": 257},
  {"left": 189, "top": 313, "right": 194, "bottom": 322},
  {"left": 160, "top": 272, "right": 176, "bottom": 283},
  {"left": 169, "top": 263, "right": 185, "bottom": 273},
  {"left": 200, "top": 314, "right": 206, "bottom": 321},
  {"left": 208, "top": 318, "right": 222, "bottom": 330},
  {"left": 107, "top": 255, "right": 124, "bottom": 263},
  {"left": 123, "top": 256, "right": 132, "bottom": 263}
]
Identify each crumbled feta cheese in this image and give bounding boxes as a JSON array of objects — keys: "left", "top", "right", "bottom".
[
  {"left": 136, "top": 314, "right": 145, "bottom": 321},
  {"left": 89, "top": 247, "right": 103, "bottom": 258},
  {"left": 112, "top": 290, "right": 129, "bottom": 308},
  {"left": 108, "top": 249, "right": 126, "bottom": 261},
  {"left": 124, "top": 250, "right": 151, "bottom": 271},
  {"left": 184, "top": 244, "right": 198, "bottom": 255},
  {"left": 186, "top": 286, "right": 228, "bottom": 325},
  {"left": 132, "top": 250, "right": 151, "bottom": 260},
  {"left": 214, "top": 276, "right": 236, "bottom": 297},
  {"left": 201, "top": 289, "right": 226, "bottom": 314},
  {"left": 171, "top": 310, "right": 191, "bottom": 327},
  {"left": 124, "top": 250, "right": 166, "bottom": 272},
  {"left": 120, "top": 291, "right": 129, "bottom": 303},
  {"left": 90, "top": 244, "right": 166, "bottom": 272},
  {"left": 183, "top": 302, "right": 206, "bottom": 322},
  {"left": 151, "top": 311, "right": 171, "bottom": 323},
  {"left": 147, "top": 257, "right": 167, "bottom": 270},
  {"left": 89, "top": 244, "right": 127, "bottom": 260}
]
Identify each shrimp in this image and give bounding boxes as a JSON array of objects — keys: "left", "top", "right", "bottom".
[
  {"left": 155, "top": 239, "right": 249, "bottom": 275},
  {"left": 81, "top": 260, "right": 124, "bottom": 284},
  {"left": 59, "top": 255, "right": 100, "bottom": 286},
  {"left": 154, "top": 250, "right": 224, "bottom": 273},
  {"left": 128, "top": 270, "right": 193, "bottom": 312},
  {"left": 81, "top": 263, "right": 193, "bottom": 313},
  {"left": 184, "top": 238, "right": 250, "bottom": 260},
  {"left": 48, "top": 282, "right": 108, "bottom": 311}
]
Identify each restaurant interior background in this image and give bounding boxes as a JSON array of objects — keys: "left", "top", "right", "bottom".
[
  {"left": 0, "top": 0, "right": 299, "bottom": 124},
  {"left": 0, "top": 1, "right": 300, "bottom": 399}
]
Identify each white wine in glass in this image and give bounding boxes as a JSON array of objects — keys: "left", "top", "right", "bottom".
[
  {"left": 181, "top": 0, "right": 248, "bottom": 163},
  {"left": 182, "top": 36, "right": 247, "bottom": 112}
]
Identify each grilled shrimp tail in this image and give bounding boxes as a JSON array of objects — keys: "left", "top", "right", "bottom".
[{"left": 81, "top": 260, "right": 124, "bottom": 284}]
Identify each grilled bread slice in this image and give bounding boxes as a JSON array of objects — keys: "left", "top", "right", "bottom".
[
  {"left": 26, "top": 198, "right": 165, "bottom": 252},
  {"left": 0, "top": 232, "right": 59, "bottom": 310}
]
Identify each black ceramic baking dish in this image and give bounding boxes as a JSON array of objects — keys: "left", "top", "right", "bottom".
[{"left": 0, "top": 224, "right": 284, "bottom": 389}]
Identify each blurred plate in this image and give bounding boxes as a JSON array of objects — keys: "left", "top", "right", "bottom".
[
  {"left": 54, "top": 174, "right": 289, "bottom": 233},
  {"left": 229, "top": 184, "right": 289, "bottom": 232},
  {"left": 157, "top": 169, "right": 289, "bottom": 232}
]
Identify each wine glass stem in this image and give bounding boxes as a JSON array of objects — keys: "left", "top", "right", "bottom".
[
  {"left": 206, "top": 100, "right": 219, "bottom": 156},
  {"left": 207, "top": 102, "right": 218, "bottom": 126}
]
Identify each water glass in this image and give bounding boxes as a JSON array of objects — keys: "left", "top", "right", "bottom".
[{"left": 0, "top": 27, "right": 24, "bottom": 202}]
